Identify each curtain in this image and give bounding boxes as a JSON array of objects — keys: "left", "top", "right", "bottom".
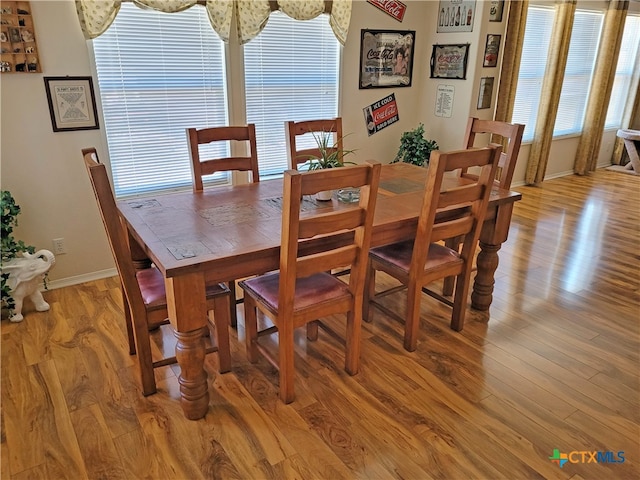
[
  {"left": 495, "top": 0, "right": 528, "bottom": 125},
  {"left": 76, "top": 0, "right": 351, "bottom": 45},
  {"left": 574, "top": 0, "right": 628, "bottom": 174},
  {"left": 525, "top": 0, "right": 576, "bottom": 185}
]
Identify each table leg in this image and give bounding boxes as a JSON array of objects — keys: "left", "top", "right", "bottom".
[
  {"left": 471, "top": 202, "right": 514, "bottom": 311},
  {"left": 471, "top": 241, "right": 500, "bottom": 311},
  {"left": 165, "top": 273, "right": 209, "bottom": 420}
]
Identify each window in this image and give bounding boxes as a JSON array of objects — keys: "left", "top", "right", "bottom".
[
  {"left": 605, "top": 14, "right": 640, "bottom": 129},
  {"left": 93, "top": 4, "right": 227, "bottom": 197},
  {"left": 512, "top": 7, "right": 604, "bottom": 141},
  {"left": 244, "top": 11, "right": 340, "bottom": 177},
  {"left": 554, "top": 10, "right": 603, "bottom": 137},
  {"left": 511, "top": 6, "right": 554, "bottom": 142}
]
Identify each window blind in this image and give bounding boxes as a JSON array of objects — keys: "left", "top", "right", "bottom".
[
  {"left": 512, "top": 6, "right": 555, "bottom": 143},
  {"left": 93, "top": 3, "right": 227, "bottom": 197},
  {"left": 554, "top": 10, "right": 603, "bottom": 137},
  {"left": 605, "top": 14, "right": 640, "bottom": 129},
  {"left": 244, "top": 11, "right": 340, "bottom": 177}
]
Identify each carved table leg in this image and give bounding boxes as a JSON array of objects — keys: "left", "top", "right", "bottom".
[
  {"left": 471, "top": 241, "right": 500, "bottom": 311},
  {"left": 174, "top": 327, "right": 209, "bottom": 420}
]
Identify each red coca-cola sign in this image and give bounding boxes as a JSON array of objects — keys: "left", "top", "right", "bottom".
[{"left": 367, "top": 0, "right": 406, "bottom": 22}]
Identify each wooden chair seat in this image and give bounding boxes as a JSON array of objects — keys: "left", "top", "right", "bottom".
[
  {"left": 82, "top": 147, "right": 233, "bottom": 396},
  {"left": 365, "top": 146, "right": 502, "bottom": 352}
]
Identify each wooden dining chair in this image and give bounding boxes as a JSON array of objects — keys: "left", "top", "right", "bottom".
[
  {"left": 441, "top": 117, "right": 524, "bottom": 296},
  {"left": 285, "top": 118, "right": 344, "bottom": 170},
  {"left": 239, "top": 162, "right": 381, "bottom": 404},
  {"left": 82, "top": 148, "right": 232, "bottom": 396},
  {"left": 186, "top": 124, "right": 260, "bottom": 327},
  {"left": 364, "top": 145, "right": 502, "bottom": 352}
]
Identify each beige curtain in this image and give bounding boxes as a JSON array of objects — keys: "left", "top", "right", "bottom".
[
  {"left": 76, "top": 0, "right": 351, "bottom": 45},
  {"left": 525, "top": 0, "right": 576, "bottom": 185},
  {"left": 574, "top": 1, "right": 628, "bottom": 175},
  {"left": 495, "top": 0, "right": 528, "bottom": 124}
]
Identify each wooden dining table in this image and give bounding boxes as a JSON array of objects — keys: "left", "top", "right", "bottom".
[{"left": 117, "top": 162, "right": 521, "bottom": 420}]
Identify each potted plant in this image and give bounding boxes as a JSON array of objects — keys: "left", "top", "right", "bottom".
[
  {"left": 303, "top": 131, "right": 356, "bottom": 201},
  {"left": 392, "top": 123, "right": 439, "bottom": 167}
]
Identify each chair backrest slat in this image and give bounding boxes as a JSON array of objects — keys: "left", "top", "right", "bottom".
[
  {"left": 285, "top": 118, "right": 344, "bottom": 170},
  {"left": 187, "top": 124, "right": 260, "bottom": 192}
]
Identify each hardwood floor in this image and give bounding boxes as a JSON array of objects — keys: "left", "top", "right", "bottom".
[{"left": 2, "top": 169, "right": 639, "bottom": 479}]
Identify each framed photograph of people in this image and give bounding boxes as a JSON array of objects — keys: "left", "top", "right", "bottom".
[
  {"left": 43, "top": 76, "right": 100, "bottom": 132},
  {"left": 359, "top": 29, "right": 415, "bottom": 89},
  {"left": 430, "top": 44, "right": 470, "bottom": 80}
]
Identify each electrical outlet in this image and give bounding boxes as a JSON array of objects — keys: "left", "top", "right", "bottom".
[{"left": 52, "top": 238, "right": 66, "bottom": 255}]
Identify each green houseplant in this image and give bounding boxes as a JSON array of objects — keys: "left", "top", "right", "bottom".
[
  {"left": 392, "top": 123, "right": 439, "bottom": 167},
  {"left": 1, "top": 191, "right": 35, "bottom": 314}
]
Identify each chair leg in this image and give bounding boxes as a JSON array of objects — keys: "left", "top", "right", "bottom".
[
  {"left": 306, "top": 321, "right": 319, "bottom": 341},
  {"left": 212, "top": 295, "right": 231, "bottom": 373},
  {"left": 363, "top": 262, "right": 376, "bottom": 322},
  {"left": 344, "top": 309, "right": 361, "bottom": 375},
  {"left": 450, "top": 272, "right": 471, "bottom": 332},
  {"left": 243, "top": 296, "right": 259, "bottom": 363},
  {"left": 229, "top": 280, "right": 238, "bottom": 328},
  {"left": 403, "top": 283, "right": 422, "bottom": 352},
  {"left": 121, "top": 286, "right": 136, "bottom": 355},
  {"left": 131, "top": 310, "right": 157, "bottom": 396},
  {"left": 279, "top": 321, "right": 296, "bottom": 404}
]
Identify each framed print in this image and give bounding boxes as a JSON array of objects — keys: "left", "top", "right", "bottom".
[
  {"left": 477, "top": 77, "right": 494, "bottom": 109},
  {"left": 437, "top": 1, "right": 476, "bottom": 32},
  {"left": 489, "top": 1, "right": 505, "bottom": 22},
  {"left": 430, "top": 44, "right": 470, "bottom": 80},
  {"left": 8, "top": 27, "right": 21, "bottom": 43},
  {"left": 44, "top": 76, "right": 100, "bottom": 132},
  {"left": 359, "top": 29, "right": 415, "bottom": 89},
  {"left": 483, "top": 34, "right": 501, "bottom": 67}
]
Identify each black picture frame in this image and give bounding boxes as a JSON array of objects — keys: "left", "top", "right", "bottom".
[
  {"left": 430, "top": 44, "right": 470, "bottom": 80},
  {"left": 477, "top": 77, "right": 494, "bottom": 109},
  {"left": 359, "top": 29, "right": 415, "bottom": 89},
  {"left": 44, "top": 76, "right": 100, "bottom": 132},
  {"left": 483, "top": 34, "right": 501, "bottom": 67}
]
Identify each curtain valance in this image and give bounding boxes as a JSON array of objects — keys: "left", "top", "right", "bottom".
[{"left": 75, "top": 0, "right": 351, "bottom": 45}]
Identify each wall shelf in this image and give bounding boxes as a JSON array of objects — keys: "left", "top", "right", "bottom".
[{"left": 1, "top": 1, "right": 40, "bottom": 73}]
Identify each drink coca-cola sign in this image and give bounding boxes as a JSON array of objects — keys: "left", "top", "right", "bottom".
[
  {"left": 367, "top": 0, "right": 407, "bottom": 22},
  {"left": 363, "top": 93, "right": 399, "bottom": 136}
]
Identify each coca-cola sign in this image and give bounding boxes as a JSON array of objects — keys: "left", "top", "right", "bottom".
[
  {"left": 367, "top": 0, "right": 406, "bottom": 22},
  {"left": 363, "top": 93, "right": 399, "bottom": 136},
  {"left": 359, "top": 30, "right": 415, "bottom": 89}
]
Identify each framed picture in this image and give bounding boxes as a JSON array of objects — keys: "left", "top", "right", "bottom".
[
  {"left": 437, "top": 1, "right": 476, "bottom": 32},
  {"left": 8, "top": 27, "right": 21, "bottom": 43},
  {"left": 483, "top": 34, "right": 501, "bottom": 67},
  {"left": 489, "top": 1, "right": 505, "bottom": 22},
  {"left": 359, "top": 29, "right": 415, "bottom": 89},
  {"left": 477, "top": 77, "right": 494, "bottom": 109},
  {"left": 44, "top": 76, "right": 100, "bottom": 132},
  {"left": 430, "top": 44, "right": 470, "bottom": 80}
]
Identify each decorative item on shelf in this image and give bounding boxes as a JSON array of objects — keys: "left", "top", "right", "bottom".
[
  {"left": 391, "top": 123, "right": 439, "bottom": 167},
  {"left": 302, "top": 131, "right": 357, "bottom": 202},
  {"left": 1, "top": 190, "right": 55, "bottom": 322}
]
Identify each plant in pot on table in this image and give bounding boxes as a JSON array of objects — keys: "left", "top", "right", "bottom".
[
  {"left": 392, "top": 123, "right": 439, "bottom": 167},
  {"left": 303, "top": 131, "right": 357, "bottom": 202}
]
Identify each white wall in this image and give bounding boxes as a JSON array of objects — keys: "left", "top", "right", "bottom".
[{"left": 0, "top": 0, "right": 631, "bottom": 288}]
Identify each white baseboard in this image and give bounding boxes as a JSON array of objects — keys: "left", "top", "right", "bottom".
[{"left": 43, "top": 268, "right": 118, "bottom": 291}]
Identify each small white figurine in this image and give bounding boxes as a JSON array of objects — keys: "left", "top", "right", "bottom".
[{"left": 2, "top": 249, "right": 55, "bottom": 322}]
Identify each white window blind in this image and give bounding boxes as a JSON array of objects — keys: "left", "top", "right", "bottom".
[
  {"left": 512, "top": 6, "right": 555, "bottom": 142},
  {"left": 93, "top": 3, "right": 227, "bottom": 197},
  {"left": 605, "top": 14, "right": 640, "bottom": 129},
  {"left": 554, "top": 10, "right": 603, "bottom": 137},
  {"left": 244, "top": 11, "right": 340, "bottom": 177}
]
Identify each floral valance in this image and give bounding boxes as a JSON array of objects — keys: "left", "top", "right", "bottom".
[{"left": 75, "top": 0, "right": 352, "bottom": 45}]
